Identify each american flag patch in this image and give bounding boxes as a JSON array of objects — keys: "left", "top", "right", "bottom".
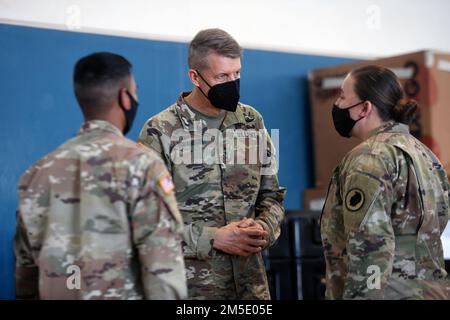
[{"left": 159, "top": 174, "right": 174, "bottom": 194}]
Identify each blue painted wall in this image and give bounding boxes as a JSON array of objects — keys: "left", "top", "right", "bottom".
[{"left": 0, "top": 23, "right": 354, "bottom": 299}]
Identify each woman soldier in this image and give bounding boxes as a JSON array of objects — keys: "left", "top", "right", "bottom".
[{"left": 321, "top": 65, "right": 450, "bottom": 299}]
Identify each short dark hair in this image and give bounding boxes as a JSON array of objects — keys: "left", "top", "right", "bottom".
[
  {"left": 73, "top": 52, "right": 132, "bottom": 117},
  {"left": 188, "top": 28, "right": 243, "bottom": 70},
  {"left": 350, "top": 65, "right": 417, "bottom": 125}
]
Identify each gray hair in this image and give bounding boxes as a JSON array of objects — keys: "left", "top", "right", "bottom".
[{"left": 188, "top": 28, "right": 243, "bottom": 70}]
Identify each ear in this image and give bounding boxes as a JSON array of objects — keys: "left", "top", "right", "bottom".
[
  {"left": 119, "top": 88, "right": 131, "bottom": 111},
  {"left": 360, "top": 100, "right": 373, "bottom": 117},
  {"left": 188, "top": 69, "right": 200, "bottom": 87}
]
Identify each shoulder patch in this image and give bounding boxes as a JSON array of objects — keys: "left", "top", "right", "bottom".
[
  {"left": 345, "top": 188, "right": 365, "bottom": 212},
  {"left": 159, "top": 174, "right": 174, "bottom": 195}
]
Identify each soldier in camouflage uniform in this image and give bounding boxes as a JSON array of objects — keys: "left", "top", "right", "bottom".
[
  {"left": 321, "top": 65, "right": 449, "bottom": 299},
  {"left": 138, "top": 29, "right": 286, "bottom": 299},
  {"left": 14, "top": 52, "right": 187, "bottom": 299}
]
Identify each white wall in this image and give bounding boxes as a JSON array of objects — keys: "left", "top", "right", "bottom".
[{"left": 1, "top": 0, "right": 450, "bottom": 58}]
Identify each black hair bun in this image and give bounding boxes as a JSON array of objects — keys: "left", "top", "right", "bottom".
[{"left": 393, "top": 98, "right": 418, "bottom": 125}]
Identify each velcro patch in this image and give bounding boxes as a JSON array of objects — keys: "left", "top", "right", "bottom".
[{"left": 345, "top": 188, "right": 365, "bottom": 212}]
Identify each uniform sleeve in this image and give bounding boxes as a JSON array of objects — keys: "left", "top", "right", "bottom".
[
  {"left": 138, "top": 121, "right": 216, "bottom": 260},
  {"left": 321, "top": 167, "right": 347, "bottom": 300},
  {"left": 183, "top": 224, "right": 217, "bottom": 260},
  {"left": 14, "top": 209, "right": 39, "bottom": 299},
  {"left": 138, "top": 122, "right": 172, "bottom": 172},
  {"left": 130, "top": 159, "right": 187, "bottom": 300},
  {"left": 437, "top": 169, "right": 450, "bottom": 235},
  {"left": 341, "top": 156, "right": 395, "bottom": 299},
  {"left": 254, "top": 119, "right": 286, "bottom": 247}
]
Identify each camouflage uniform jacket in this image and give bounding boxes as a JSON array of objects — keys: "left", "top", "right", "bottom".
[
  {"left": 15, "top": 120, "right": 187, "bottom": 299},
  {"left": 138, "top": 92, "right": 286, "bottom": 299},
  {"left": 321, "top": 121, "right": 450, "bottom": 299}
]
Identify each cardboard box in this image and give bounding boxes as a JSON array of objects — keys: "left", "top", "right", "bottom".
[{"left": 308, "top": 50, "right": 450, "bottom": 188}]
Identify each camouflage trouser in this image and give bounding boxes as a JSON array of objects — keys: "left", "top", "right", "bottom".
[{"left": 185, "top": 252, "right": 271, "bottom": 300}]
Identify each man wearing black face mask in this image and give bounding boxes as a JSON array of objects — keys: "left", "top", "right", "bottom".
[
  {"left": 138, "top": 29, "right": 286, "bottom": 300},
  {"left": 14, "top": 52, "right": 187, "bottom": 299}
]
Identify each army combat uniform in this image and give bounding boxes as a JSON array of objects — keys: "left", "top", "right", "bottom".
[
  {"left": 138, "top": 93, "right": 286, "bottom": 299},
  {"left": 15, "top": 120, "right": 187, "bottom": 299},
  {"left": 321, "top": 121, "right": 450, "bottom": 299}
]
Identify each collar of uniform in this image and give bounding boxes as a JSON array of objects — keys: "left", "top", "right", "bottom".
[
  {"left": 175, "top": 92, "right": 246, "bottom": 131},
  {"left": 369, "top": 120, "right": 409, "bottom": 138},
  {"left": 78, "top": 120, "right": 124, "bottom": 137}
]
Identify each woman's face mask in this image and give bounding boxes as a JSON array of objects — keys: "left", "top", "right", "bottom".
[{"left": 331, "top": 101, "right": 365, "bottom": 138}]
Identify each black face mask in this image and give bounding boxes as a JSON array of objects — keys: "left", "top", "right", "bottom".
[
  {"left": 196, "top": 70, "right": 240, "bottom": 112},
  {"left": 120, "top": 91, "right": 139, "bottom": 135},
  {"left": 331, "top": 101, "right": 364, "bottom": 138}
]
